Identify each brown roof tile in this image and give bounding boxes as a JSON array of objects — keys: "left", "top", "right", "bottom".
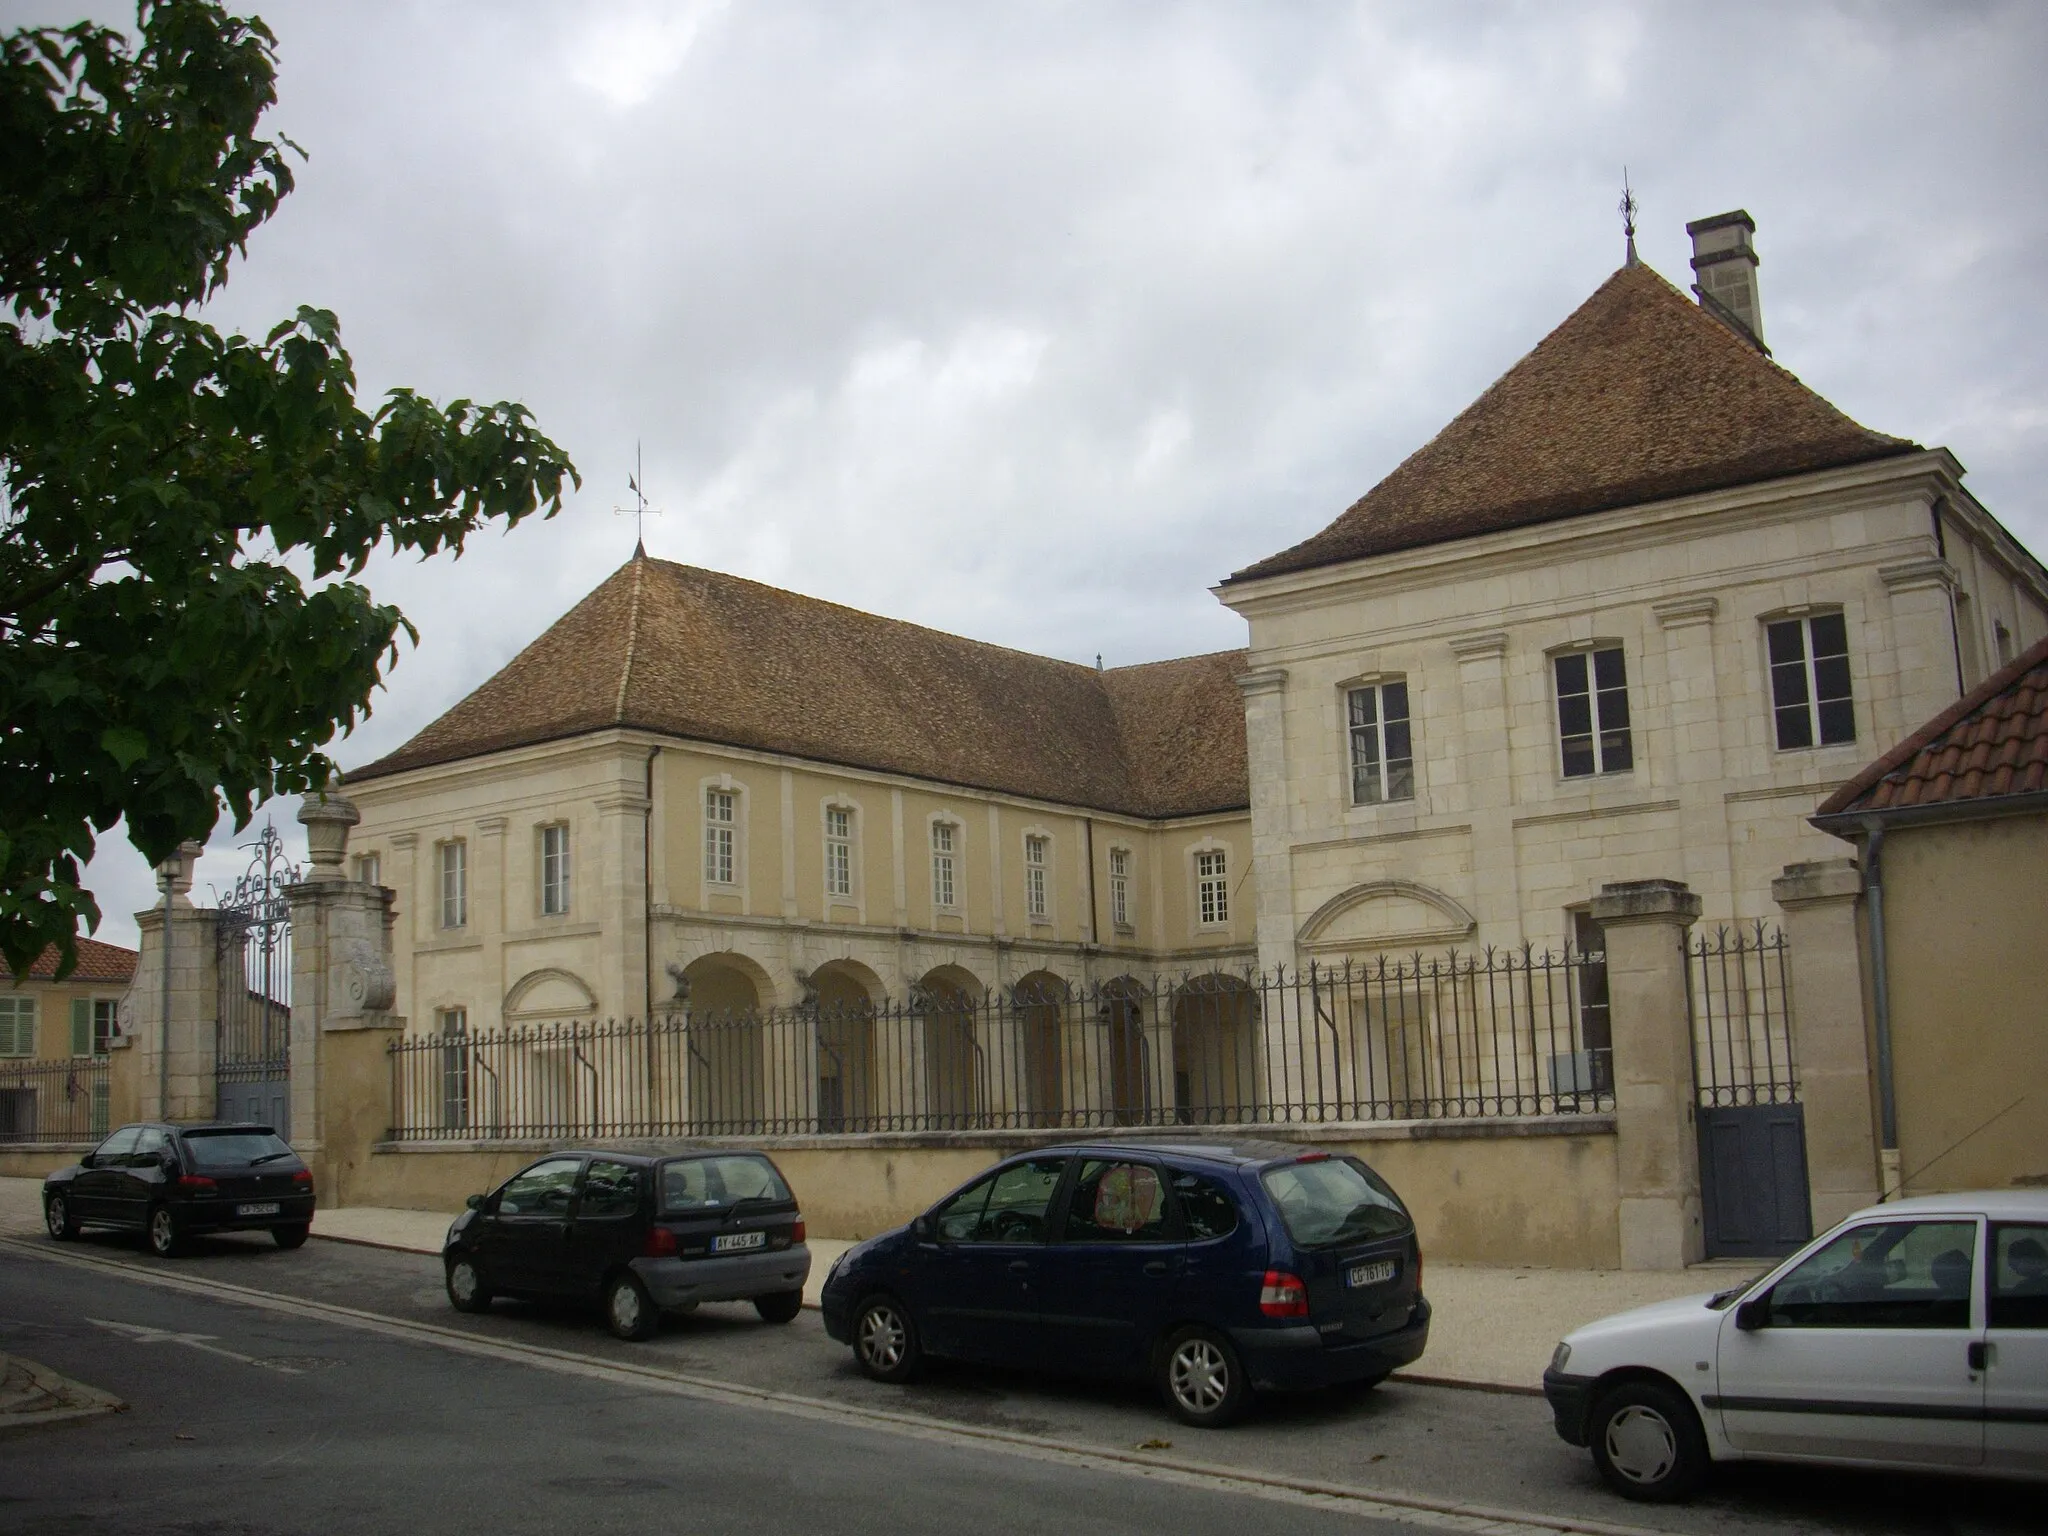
[
  {"left": 1818, "top": 633, "right": 2048, "bottom": 818},
  {"left": 8, "top": 937, "right": 138, "bottom": 984},
  {"left": 349, "top": 559, "right": 1250, "bottom": 818},
  {"left": 1228, "top": 262, "right": 1915, "bottom": 585}
]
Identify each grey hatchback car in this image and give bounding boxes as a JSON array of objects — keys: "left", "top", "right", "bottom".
[{"left": 443, "top": 1148, "right": 810, "bottom": 1340}]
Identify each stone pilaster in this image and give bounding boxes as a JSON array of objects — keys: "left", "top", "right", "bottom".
[{"left": 122, "top": 840, "right": 218, "bottom": 1123}]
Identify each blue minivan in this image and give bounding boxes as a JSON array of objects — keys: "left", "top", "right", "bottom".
[{"left": 819, "top": 1137, "right": 1429, "bottom": 1426}]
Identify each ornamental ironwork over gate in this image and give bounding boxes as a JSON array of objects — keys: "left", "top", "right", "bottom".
[{"left": 215, "top": 824, "right": 296, "bottom": 1136}]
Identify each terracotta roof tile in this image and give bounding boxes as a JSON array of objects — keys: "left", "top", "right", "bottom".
[
  {"left": 349, "top": 559, "right": 1250, "bottom": 818},
  {"left": 1228, "top": 262, "right": 1915, "bottom": 584},
  {"left": 1819, "top": 632, "right": 2048, "bottom": 817},
  {"left": 8, "top": 937, "right": 138, "bottom": 984}
]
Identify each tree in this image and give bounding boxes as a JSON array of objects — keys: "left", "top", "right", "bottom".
[{"left": 1, "top": 2, "right": 578, "bottom": 978}]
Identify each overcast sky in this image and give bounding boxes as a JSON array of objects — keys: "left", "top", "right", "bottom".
[{"left": 20, "top": 0, "right": 2046, "bottom": 947}]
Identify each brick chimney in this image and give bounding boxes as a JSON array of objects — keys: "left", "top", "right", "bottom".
[{"left": 1686, "top": 210, "right": 1765, "bottom": 352}]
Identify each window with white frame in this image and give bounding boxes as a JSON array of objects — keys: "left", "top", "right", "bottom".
[
  {"left": 704, "top": 788, "right": 737, "bottom": 885},
  {"left": 1767, "top": 613, "right": 1856, "bottom": 750},
  {"left": 352, "top": 852, "right": 380, "bottom": 886},
  {"left": 931, "top": 821, "right": 958, "bottom": 910},
  {"left": 438, "top": 839, "right": 468, "bottom": 928},
  {"left": 1553, "top": 646, "right": 1634, "bottom": 778},
  {"left": 69, "top": 999, "right": 116, "bottom": 1057},
  {"left": 539, "top": 823, "right": 571, "bottom": 915},
  {"left": 1347, "top": 680, "right": 1414, "bottom": 805},
  {"left": 1196, "top": 849, "right": 1229, "bottom": 927},
  {"left": 824, "top": 806, "right": 854, "bottom": 899},
  {"left": 0, "top": 995, "right": 34, "bottom": 1056},
  {"left": 1109, "top": 847, "right": 1132, "bottom": 929},
  {"left": 1024, "top": 835, "right": 1049, "bottom": 921},
  {"left": 437, "top": 1007, "right": 469, "bottom": 1131}
]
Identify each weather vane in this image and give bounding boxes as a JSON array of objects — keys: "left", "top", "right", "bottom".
[
  {"left": 614, "top": 441, "right": 663, "bottom": 555},
  {"left": 1619, "top": 169, "right": 1639, "bottom": 266}
]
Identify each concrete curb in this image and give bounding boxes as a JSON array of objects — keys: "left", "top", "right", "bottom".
[{"left": 0, "top": 1354, "right": 127, "bottom": 1433}]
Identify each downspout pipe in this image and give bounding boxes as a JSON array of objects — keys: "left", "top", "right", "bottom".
[
  {"left": 1860, "top": 817, "right": 1901, "bottom": 1184},
  {"left": 158, "top": 865, "right": 173, "bottom": 1119}
]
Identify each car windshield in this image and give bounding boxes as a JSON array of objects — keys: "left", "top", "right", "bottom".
[
  {"left": 660, "top": 1156, "right": 791, "bottom": 1212},
  {"left": 1260, "top": 1156, "right": 1410, "bottom": 1248},
  {"left": 183, "top": 1130, "right": 294, "bottom": 1166}
]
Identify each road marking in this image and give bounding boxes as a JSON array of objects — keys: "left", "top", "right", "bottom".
[
  {"left": 86, "top": 1316, "right": 303, "bottom": 1373},
  {"left": 12, "top": 1239, "right": 1662, "bottom": 1536}
]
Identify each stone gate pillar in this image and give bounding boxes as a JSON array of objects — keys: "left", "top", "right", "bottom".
[
  {"left": 1772, "top": 859, "right": 1881, "bottom": 1229},
  {"left": 113, "top": 841, "right": 217, "bottom": 1124},
  {"left": 1590, "top": 878, "right": 1705, "bottom": 1271}
]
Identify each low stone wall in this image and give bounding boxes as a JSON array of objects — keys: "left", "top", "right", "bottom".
[
  {"left": 359, "top": 1115, "right": 1619, "bottom": 1268},
  {"left": 0, "top": 1146, "right": 91, "bottom": 1181}
]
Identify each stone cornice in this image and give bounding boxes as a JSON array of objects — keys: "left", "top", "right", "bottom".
[
  {"left": 1651, "top": 595, "right": 1720, "bottom": 629},
  {"left": 1878, "top": 556, "right": 1958, "bottom": 595},
  {"left": 1448, "top": 630, "right": 1509, "bottom": 660}
]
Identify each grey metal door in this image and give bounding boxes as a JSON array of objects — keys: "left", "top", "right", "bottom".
[{"left": 1698, "top": 1103, "right": 1813, "bottom": 1258}]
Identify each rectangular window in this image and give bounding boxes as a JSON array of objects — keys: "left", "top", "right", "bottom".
[
  {"left": 705, "top": 789, "right": 736, "bottom": 885},
  {"left": 1196, "top": 850, "right": 1229, "bottom": 926},
  {"left": 438, "top": 840, "right": 467, "bottom": 928},
  {"left": 540, "top": 824, "right": 571, "bottom": 915},
  {"left": 1109, "top": 847, "right": 1132, "bottom": 928},
  {"left": 93, "top": 999, "right": 117, "bottom": 1055},
  {"left": 1024, "top": 835, "right": 1049, "bottom": 920},
  {"left": 0, "top": 995, "right": 35, "bottom": 1056},
  {"left": 1347, "top": 680, "right": 1415, "bottom": 804},
  {"left": 437, "top": 1007, "right": 469, "bottom": 1132},
  {"left": 1768, "top": 613, "right": 1856, "bottom": 749},
  {"left": 825, "top": 807, "right": 853, "bottom": 899},
  {"left": 931, "top": 822, "right": 957, "bottom": 910},
  {"left": 352, "top": 852, "right": 381, "bottom": 887},
  {"left": 1554, "top": 647, "right": 1634, "bottom": 778}
]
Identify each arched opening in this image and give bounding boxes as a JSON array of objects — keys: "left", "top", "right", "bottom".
[
  {"left": 1099, "top": 975, "right": 1151, "bottom": 1126},
  {"left": 1011, "top": 970, "right": 1068, "bottom": 1128},
  {"left": 918, "top": 965, "right": 983, "bottom": 1128},
  {"left": 682, "top": 953, "right": 767, "bottom": 1131},
  {"left": 809, "top": 960, "right": 883, "bottom": 1132},
  {"left": 1172, "top": 973, "right": 1259, "bottom": 1125}
]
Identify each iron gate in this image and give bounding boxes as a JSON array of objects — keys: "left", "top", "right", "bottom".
[
  {"left": 215, "top": 824, "right": 295, "bottom": 1136},
  {"left": 1688, "top": 923, "right": 1811, "bottom": 1259}
]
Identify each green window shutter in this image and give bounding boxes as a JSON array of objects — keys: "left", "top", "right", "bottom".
[
  {"left": 72, "top": 997, "right": 93, "bottom": 1056},
  {"left": 0, "top": 998, "right": 28, "bottom": 1056}
]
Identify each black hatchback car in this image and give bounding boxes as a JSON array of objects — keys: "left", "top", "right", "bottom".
[
  {"left": 442, "top": 1148, "right": 811, "bottom": 1340},
  {"left": 43, "top": 1122, "right": 316, "bottom": 1257},
  {"left": 820, "top": 1137, "right": 1429, "bottom": 1426}
]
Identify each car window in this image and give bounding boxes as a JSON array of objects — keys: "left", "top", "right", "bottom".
[
  {"left": 497, "top": 1157, "right": 582, "bottom": 1217},
  {"left": 1172, "top": 1171, "right": 1241, "bottom": 1241},
  {"left": 183, "top": 1130, "right": 293, "bottom": 1166},
  {"left": 92, "top": 1127, "right": 141, "bottom": 1163},
  {"left": 1990, "top": 1223, "right": 2048, "bottom": 1330},
  {"left": 658, "top": 1156, "right": 792, "bottom": 1211},
  {"left": 130, "top": 1128, "right": 170, "bottom": 1164},
  {"left": 1063, "top": 1160, "right": 1173, "bottom": 1243},
  {"left": 1260, "top": 1156, "right": 1410, "bottom": 1248},
  {"left": 580, "top": 1161, "right": 642, "bottom": 1221},
  {"left": 1769, "top": 1219, "right": 1977, "bottom": 1330},
  {"left": 935, "top": 1157, "right": 1064, "bottom": 1244}
]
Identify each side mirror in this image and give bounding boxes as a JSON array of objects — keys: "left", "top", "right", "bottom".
[
  {"left": 466, "top": 1193, "right": 484, "bottom": 1211},
  {"left": 79, "top": 1153, "right": 96, "bottom": 1169},
  {"left": 912, "top": 1213, "right": 934, "bottom": 1242},
  {"left": 1735, "top": 1294, "right": 1771, "bottom": 1332}
]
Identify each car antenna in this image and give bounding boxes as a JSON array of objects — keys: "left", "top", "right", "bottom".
[{"left": 1877, "top": 1093, "right": 2027, "bottom": 1202}]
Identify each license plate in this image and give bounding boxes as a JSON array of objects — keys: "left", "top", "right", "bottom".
[
  {"left": 1346, "top": 1259, "right": 1397, "bottom": 1289},
  {"left": 712, "top": 1230, "right": 765, "bottom": 1253},
  {"left": 237, "top": 1202, "right": 282, "bottom": 1217}
]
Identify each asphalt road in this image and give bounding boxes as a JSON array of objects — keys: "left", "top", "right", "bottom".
[{"left": 1, "top": 1229, "right": 2038, "bottom": 1536}]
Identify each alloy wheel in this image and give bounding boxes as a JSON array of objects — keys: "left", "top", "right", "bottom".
[
  {"left": 449, "top": 1262, "right": 479, "bottom": 1306},
  {"left": 1604, "top": 1404, "right": 1678, "bottom": 1485},
  {"left": 45, "top": 1196, "right": 69, "bottom": 1238},
  {"left": 610, "top": 1281, "right": 642, "bottom": 1333},
  {"left": 858, "top": 1303, "right": 906, "bottom": 1372},
  {"left": 1169, "top": 1336, "right": 1230, "bottom": 1415}
]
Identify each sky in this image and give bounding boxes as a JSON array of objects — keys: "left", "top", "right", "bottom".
[{"left": 14, "top": 0, "right": 2046, "bottom": 947}]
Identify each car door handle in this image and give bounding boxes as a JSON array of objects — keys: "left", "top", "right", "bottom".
[
  {"left": 1008, "top": 1260, "right": 1030, "bottom": 1274},
  {"left": 1144, "top": 1261, "right": 1170, "bottom": 1276},
  {"left": 1967, "top": 1341, "right": 1991, "bottom": 1371}
]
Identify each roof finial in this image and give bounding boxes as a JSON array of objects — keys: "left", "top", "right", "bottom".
[
  {"left": 1619, "top": 169, "right": 1640, "bottom": 267},
  {"left": 614, "top": 440, "right": 663, "bottom": 557}
]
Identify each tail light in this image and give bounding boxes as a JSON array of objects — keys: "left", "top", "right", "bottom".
[
  {"left": 177, "top": 1175, "right": 217, "bottom": 1194},
  {"left": 642, "top": 1225, "right": 678, "bottom": 1258},
  {"left": 792, "top": 1217, "right": 806, "bottom": 1244},
  {"left": 1414, "top": 1246, "right": 1424, "bottom": 1296},
  {"left": 1259, "top": 1269, "right": 1309, "bottom": 1318},
  {"left": 291, "top": 1169, "right": 314, "bottom": 1188}
]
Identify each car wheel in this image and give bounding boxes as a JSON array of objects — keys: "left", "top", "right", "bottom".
[
  {"left": 1158, "top": 1325, "right": 1249, "bottom": 1428},
  {"left": 1588, "top": 1378, "right": 1710, "bottom": 1503},
  {"left": 852, "top": 1294, "right": 921, "bottom": 1383},
  {"left": 445, "top": 1257, "right": 494, "bottom": 1314},
  {"left": 146, "top": 1204, "right": 183, "bottom": 1259},
  {"left": 272, "top": 1223, "right": 311, "bottom": 1250},
  {"left": 753, "top": 1289, "right": 803, "bottom": 1325},
  {"left": 603, "top": 1271, "right": 660, "bottom": 1341},
  {"left": 44, "top": 1194, "right": 79, "bottom": 1241}
]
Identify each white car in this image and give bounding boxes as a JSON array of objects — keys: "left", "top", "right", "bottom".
[{"left": 1543, "top": 1191, "right": 2048, "bottom": 1501}]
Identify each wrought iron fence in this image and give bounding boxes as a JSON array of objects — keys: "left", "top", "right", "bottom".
[
  {"left": 389, "top": 947, "right": 1613, "bottom": 1142},
  {"left": 0, "top": 1058, "right": 111, "bottom": 1144},
  {"left": 1688, "top": 922, "right": 1798, "bottom": 1108}
]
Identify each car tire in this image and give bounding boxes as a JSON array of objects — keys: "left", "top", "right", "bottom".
[
  {"left": 44, "top": 1194, "right": 79, "bottom": 1241},
  {"left": 1158, "top": 1325, "right": 1250, "bottom": 1428},
  {"left": 445, "top": 1257, "right": 494, "bottom": 1314},
  {"left": 753, "top": 1290, "right": 803, "bottom": 1325},
  {"left": 272, "top": 1223, "right": 311, "bottom": 1250},
  {"left": 852, "top": 1294, "right": 921, "bottom": 1383},
  {"left": 146, "top": 1204, "right": 183, "bottom": 1259},
  {"left": 603, "top": 1271, "right": 660, "bottom": 1342},
  {"left": 1588, "top": 1378, "right": 1711, "bottom": 1503}
]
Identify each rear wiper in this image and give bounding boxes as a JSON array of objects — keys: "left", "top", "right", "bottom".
[
  {"left": 249, "top": 1150, "right": 296, "bottom": 1166},
  {"left": 722, "top": 1194, "right": 779, "bottom": 1220}
]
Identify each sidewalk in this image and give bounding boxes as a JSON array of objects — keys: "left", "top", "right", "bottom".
[{"left": 0, "top": 1350, "right": 126, "bottom": 1432}]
